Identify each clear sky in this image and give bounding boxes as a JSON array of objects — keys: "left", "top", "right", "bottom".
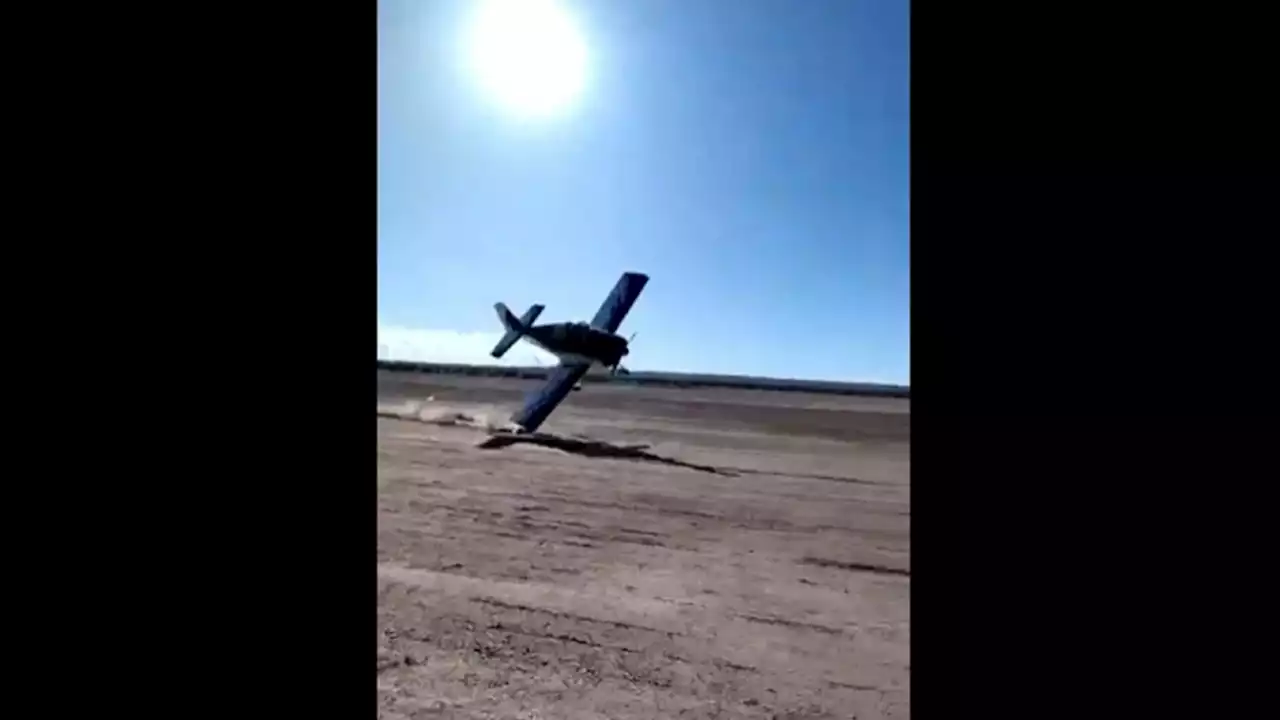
[{"left": 378, "top": 0, "right": 909, "bottom": 384}]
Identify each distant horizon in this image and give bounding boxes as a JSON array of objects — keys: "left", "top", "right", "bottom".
[{"left": 375, "top": 342, "right": 910, "bottom": 388}]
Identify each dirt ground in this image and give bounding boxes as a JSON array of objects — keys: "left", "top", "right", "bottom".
[{"left": 377, "top": 372, "right": 910, "bottom": 719}]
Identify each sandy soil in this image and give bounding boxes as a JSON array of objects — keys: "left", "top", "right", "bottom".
[{"left": 377, "top": 373, "right": 910, "bottom": 719}]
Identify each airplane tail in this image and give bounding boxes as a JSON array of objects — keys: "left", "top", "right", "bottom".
[{"left": 490, "top": 302, "right": 544, "bottom": 358}]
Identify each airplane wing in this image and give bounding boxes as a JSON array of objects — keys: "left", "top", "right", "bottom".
[
  {"left": 509, "top": 362, "right": 592, "bottom": 433},
  {"left": 589, "top": 272, "right": 650, "bottom": 334}
]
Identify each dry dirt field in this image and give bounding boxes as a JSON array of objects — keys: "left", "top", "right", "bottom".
[{"left": 377, "top": 372, "right": 910, "bottom": 720}]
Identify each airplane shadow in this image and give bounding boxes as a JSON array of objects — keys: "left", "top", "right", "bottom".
[
  {"left": 377, "top": 407, "right": 734, "bottom": 476},
  {"left": 478, "top": 432, "right": 736, "bottom": 476}
]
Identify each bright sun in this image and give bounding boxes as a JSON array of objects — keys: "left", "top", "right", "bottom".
[{"left": 463, "top": 0, "right": 589, "bottom": 119}]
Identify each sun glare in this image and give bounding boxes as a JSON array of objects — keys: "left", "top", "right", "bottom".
[{"left": 463, "top": 0, "right": 589, "bottom": 120}]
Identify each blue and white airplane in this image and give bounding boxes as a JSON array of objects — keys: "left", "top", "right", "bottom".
[{"left": 489, "top": 271, "right": 649, "bottom": 433}]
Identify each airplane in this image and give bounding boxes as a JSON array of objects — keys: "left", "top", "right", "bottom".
[
  {"left": 528, "top": 352, "right": 633, "bottom": 392},
  {"left": 527, "top": 354, "right": 585, "bottom": 391},
  {"left": 490, "top": 271, "right": 648, "bottom": 433}
]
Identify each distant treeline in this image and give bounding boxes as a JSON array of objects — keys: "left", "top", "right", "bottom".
[{"left": 376, "top": 359, "right": 910, "bottom": 399}]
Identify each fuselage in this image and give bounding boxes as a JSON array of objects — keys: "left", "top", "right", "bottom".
[{"left": 523, "top": 321, "right": 629, "bottom": 368}]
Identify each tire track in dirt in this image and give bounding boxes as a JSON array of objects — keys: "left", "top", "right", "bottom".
[
  {"left": 487, "top": 490, "right": 906, "bottom": 545},
  {"left": 740, "top": 614, "right": 844, "bottom": 635},
  {"left": 800, "top": 556, "right": 910, "bottom": 578}
]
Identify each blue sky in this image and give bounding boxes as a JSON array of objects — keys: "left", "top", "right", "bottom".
[{"left": 378, "top": 0, "right": 909, "bottom": 384}]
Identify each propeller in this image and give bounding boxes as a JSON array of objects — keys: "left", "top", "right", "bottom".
[{"left": 611, "top": 332, "right": 638, "bottom": 376}]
